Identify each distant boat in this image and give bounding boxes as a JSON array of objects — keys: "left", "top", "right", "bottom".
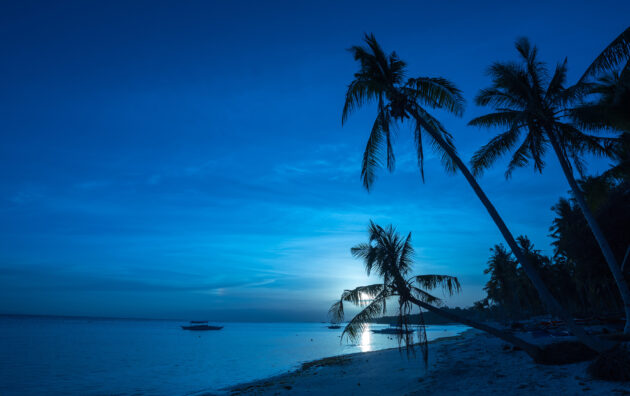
[
  {"left": 181, "top": 321, "right": 223, "bottom": 331},
  {"left": 327, "top": 325, "right": 342, "bottom": 329}
]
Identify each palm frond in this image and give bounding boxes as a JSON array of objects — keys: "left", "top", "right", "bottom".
[
  {"left": 516, "top": 37, "right": 547, "bottom": 97},
  {"left": 515, "top": 37, "right": 534, "bottom": 63},
  {"left": 412, "top": 104, "right": 458, "bottom": 173},
  {"left": 342, "top": 79, "right": 381, "bottom": 125},
  {"left": 382, "top": 98, "right": 395, "bottom": 172},
  {"left": 470, "top": 123, "right": 523, "bottom": 176},
  {"left": 569, "top": 103, "right": 617, "bottom": 132},
  {"left": 505, "top": 136, "right": 533, "bottom": 178},
  {"left": 405, "top": 77, "right": 465, "bottom": 116},
  {"left": 410, "top": 286, "right": 442, "bottom": 305},
  {"left": 328, "top": 300, "right": 344, "bottom": 323},
  {"left": 484, "top": 62, "right": 532, "bottom": 108},
  {"left": 413, "top": 275, "right": 462, "bottom": 295},
  {"left": 398, "top": 232, "right": 414, "bottom": 276},
  {"left": 475, "top": 87, "right": 526, "bottom": 109},
  {"left": 552, "top": 81, "right": 593, "bottom": 107},
  {"left": 468, "top": 110, "right": 522, "bottom": 128},
  {"left": 360, "top": 104, "right": 387, "bottom": 191},
  {"left": 545, "top": 58, "right": 568, "bottom": 101},
  {"left": 341, "top": 291, "right": 388, "bottom": 342},
  {"left": 340, "top": 284, "right": 386, "bottom": 306},
  {"left": 526, "top": 124, "right": 547, "bottom": 173},
  {"left": 413, "top": 123, "right": 426, "bottom": 182},
  {"left": 580, "top": 27, "right": 630, "bottom": 81},
  {"left": 555, "top": 122, "right": 615, "bottom": 159},
  {"left": 350, "top": 242, "right": 378, "bottom": 275}
]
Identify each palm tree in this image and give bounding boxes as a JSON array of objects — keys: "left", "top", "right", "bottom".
[
  {"left": 483, "top": 238, "right": 551, "bottom": 320},
  {"left": 329, "top": 221, "right": 542, "bottom": 360},
  {"left": 483, "top": 244, "right": 523, "bottom": 319},
  {"left": 469, "top": 37, "right": 630, "bottom": 334},
  {"left": 342, "top": 34, "right": 609, "bottom": 351}
]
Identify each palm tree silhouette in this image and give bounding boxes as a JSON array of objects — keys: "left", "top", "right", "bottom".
[
  {"left": 341, "top": 34, "right": 608, "bottom": 351},
  {"left": 329, "top": 221, "right": 541, "bottom": 360},
  {"left": 469, "top": 38, "right": 630, "bottom": 334}
]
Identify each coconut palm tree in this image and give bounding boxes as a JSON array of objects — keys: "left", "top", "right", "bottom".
[
  {"left": 329, "top": 221, "right": 542, "bottom": 360},
  {"left": 469, "top": 37, "right": 630, "bottom": 334},
  {"left": 483, "top": 244, "right": 523, "bottom": 318},
  {"left": 342, "top": 34, "right": 609, "bottom": 351}
]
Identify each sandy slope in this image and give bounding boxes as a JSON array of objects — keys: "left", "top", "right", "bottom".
[{"left": 224, "top": 331, "right": 630, "bottom": 396}]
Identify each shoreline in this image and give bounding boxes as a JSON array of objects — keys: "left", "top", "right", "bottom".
[
  {"left": 220, "top": 329, "right": 630, "bottom": 396},
  {"left": 220, "top": 330, "right": 474, "bottom": 395}
]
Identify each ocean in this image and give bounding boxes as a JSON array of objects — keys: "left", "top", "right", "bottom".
[{"left": 0, "top": 315, "right": 468, "bottom": 395}]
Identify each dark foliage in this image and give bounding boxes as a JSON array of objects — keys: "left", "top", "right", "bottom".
[
  {"left": 550, "top": 178, "right": 630, "bottom": 315},
  {"left": 588, "top": 346, "right": 630, "bottom": 381},
  {"left": 479, "top": 173, "right": 630, "bottom": 318},
  {"left": 535, "top": 341, "right": 598, "bottom": 365}
]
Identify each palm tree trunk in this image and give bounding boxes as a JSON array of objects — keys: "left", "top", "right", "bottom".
[
  {"left": 411, "top": 110, "right": 612, "bottom": 352},
  {"left": 548, "top": 131, "right": 630, "bottom": 334},
  {"left": 388, "top": 271, "right": 543, "bottom": 358},
  {"left": 406, "top": 294, "right": 542, "bottom": 359}
]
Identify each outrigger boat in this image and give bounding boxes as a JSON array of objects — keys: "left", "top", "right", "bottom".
[{"left": 181, "top": 321, "right": 223, "bottom": 331}]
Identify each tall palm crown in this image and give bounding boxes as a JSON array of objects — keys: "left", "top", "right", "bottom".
[
  {"left": 329, "top": 221, "right": 460, "bottom": 361},
  {"left": 342, "top": 33, "right": 465, "bottom": 189},
  {"left": 469, "top": 38, "right": 611, "bottom": 178}
]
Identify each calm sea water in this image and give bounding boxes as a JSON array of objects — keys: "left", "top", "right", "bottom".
[{"left": 0, "top": 315, "right": 467, "bottom": 395}]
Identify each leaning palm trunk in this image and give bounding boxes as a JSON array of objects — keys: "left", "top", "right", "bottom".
[
  {"left": 548, "top": 129, "right": 630, "bottom": 334},
  {"left": 410, "top": 106, "right": 612, "bottom": 352},
  {"left": 409, "top": 295, "right": 541, "bottom": 358},
  {"left": 386, "top": 270, "right": 543, "bottom": 358}
]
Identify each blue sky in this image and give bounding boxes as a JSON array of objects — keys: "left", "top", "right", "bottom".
[{"left": 1, "top": 1, "right": 628, "bottom": 321}]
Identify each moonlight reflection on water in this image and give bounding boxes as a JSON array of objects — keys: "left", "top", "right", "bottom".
[{"left": 360, "top": 324, "right": 373, "bottom": 352}]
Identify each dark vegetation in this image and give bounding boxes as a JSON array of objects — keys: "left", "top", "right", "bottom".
[
  {"left": 371, "top": 307, "right": 496, "bottom": 326},
  {"left": 476, "top": 175, "right": 630, "bottom": 320}
]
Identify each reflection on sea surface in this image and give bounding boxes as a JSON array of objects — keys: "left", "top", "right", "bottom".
[{"left": 360, "top": 324, "right": 372, "bottom": 352}]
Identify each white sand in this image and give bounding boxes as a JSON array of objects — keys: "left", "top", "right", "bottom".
[{"left": 224, "top": 330, "right": 630, "bottom": 395}]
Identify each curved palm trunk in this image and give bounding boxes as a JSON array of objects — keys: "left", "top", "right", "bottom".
[
  {"left": 407, "top": 295, "right": 542, "bottom": 359},
  {"left": 411, "top": 110, "right": 612, "bottom": 352},
  {"left": 548, "top": 132, "right": 630, "bottom": 334}
]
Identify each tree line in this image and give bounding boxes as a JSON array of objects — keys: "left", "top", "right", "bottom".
[{"left": 477, "top": 151, "right": 630, "bottom": 320}]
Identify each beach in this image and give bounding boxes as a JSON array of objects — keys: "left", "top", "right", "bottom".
[{"left": 226, "top": 330, "right": 630, "bottom": 395}]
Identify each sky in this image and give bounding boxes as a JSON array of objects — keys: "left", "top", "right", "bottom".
[{"left": 1, "top": 0, "right": 628, "bottom": 321}]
